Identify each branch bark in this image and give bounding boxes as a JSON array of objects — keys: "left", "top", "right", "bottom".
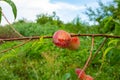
[
  {"left": 0, "top": 39, "right": 31, "bottom": 53},
  {"left": 1, "top": 11, "right": 24, "bottom": 37},
  {"left": 86, "top": 38, "right": 108, "bottom": 68},
  {"left": 0, "top": 34, "right": 120, "bottom": 42},
  {"left": 92, "top": 38, "right": 108, "bottom": 60},
  {"left": 78, "top": 36, "right": 94, "bottom": 78}
]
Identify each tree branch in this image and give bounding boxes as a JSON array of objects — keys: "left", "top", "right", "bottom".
[
  {"left": 78, "top": 36, "right": 94, "bottom": 78},
  {"left": 92, "top": 38, "right": 108, "bottom": 60},
  {"left": 0, "top": 34, "right": 120, "bottom": 42},
  {"left": 1, "top": 11, "right": 24, "bottom": 37},
  {"left": 0, "top": 39, "right": 31, "bottom": 53},
  {"left": 86, "top": 38, "right": 108, "bottom": 68}
]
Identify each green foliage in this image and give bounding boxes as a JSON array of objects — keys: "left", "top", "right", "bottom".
[
  {"left": 86, "top": 0, "right": 115, "bottom": 23},
  {"left": 0, "top": 28, "right": 120, "bottom": 80},
  {"left": 26, "top": 37, "right": 44, "bottom": 59},
  {"left": 0, "top": 49, "right": 17, "bottom": 62},
  {"left": 0, "top": 0, "right": 17, "bottom": 22},
  {"left": 62, "top": 73, "right": 71, "bottom": 80},
  {"left": 0, "top": 26, "right": 18, "bottom": 38},
  {"left": 2, "top": 0, "right": 17, "bottom": 19},
  {"left": 0, "top": 38, "right": 90, "bottom": 80},
  {"left": 86, "top": 0, "right": 120, "bottom": 33},
  {"left": 12, "top": 21, "right": 61, "bottom": 36},
  {"left": 0, "top": 24, "right": 92, "bottom": 79},
  {"left": 4, "top": 16, "right": 93, "bottom": 37},
  {"left": 0, "top": 2, "right": 120, "bottom": 79},
  {"left": 106, "top": 39, "right": 120, "bottom": 65},
  {"left": 114, "top": 19, "right": 120, "bottom": 35},
  {"left": 36, "top": 12, "right": 63, "bottom": 27},
  {"left": 101, "top": 16, "right": 113, "bottom": 33}
]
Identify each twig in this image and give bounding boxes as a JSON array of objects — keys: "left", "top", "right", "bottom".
[
  {"left": 0, "top": 39, "right": 31, "bottom": 53},
  {"left": 1, "top": 11, "right": 24, "bottom": 37},
  {"left": 0, "top": 34, "right": 120, "bottom": 42},
  {"left": 78, "top": 36, "right": 94, "bottom": 78},
  {"left": 86, "top": 38, "right": 108, "bottom": 68},
  {"left": 92, "top": 38, "right": 108, "bottom": 61},
  {"left": 0, "top": 36, "right": 52, "bottom": 41},
  {"left": 71, "top": 34, "right": 120, "bottom": 38}
]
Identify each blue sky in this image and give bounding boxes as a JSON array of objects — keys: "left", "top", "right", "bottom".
[
  {"left": 51, "top": 0, "right": 97, "bottom": 4},
  {"left": 0, "top": 0, "right": 112, "bottom": 25}
]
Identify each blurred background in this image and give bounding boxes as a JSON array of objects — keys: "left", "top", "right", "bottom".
[{"left": 0, "top": 0, "right": 120, "bottom": 80}]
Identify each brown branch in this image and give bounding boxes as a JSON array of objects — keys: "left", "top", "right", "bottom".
[
  {"left": 86, "top": 38, "right": 108, "bottom": 69},
  {"left": 0, "top": 36, "right": 52, "bottom": 41},
  {"left": 71, "top": 34, "right": 120, "bottom": 38},
  {"left": 78, "top": 36, "right": 94, "bottom": 78},
  {"left": 1, "top": 11, "right": 24, "bottom": 37},
  {"left": 92, "top": 38, "right": 108, "bottom": 61},
  {"left": 0, "top": 34, "right": 120, "bottom": 42},
  {"left": 0, "top": 39, "right": 31, "bottom": 53}
]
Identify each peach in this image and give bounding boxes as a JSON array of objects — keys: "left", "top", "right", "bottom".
[
  {"left": 68, "top": 36, "right": 80, "bottom": 50},
  {"left": 53, "top": 30, "right": 71, "bottom": 48},
  {"left": 85, "top": 75, "right": 94, "bottom": 80},
  {"left": 75, "top": 68, "right": 86, "bottom": 80}
]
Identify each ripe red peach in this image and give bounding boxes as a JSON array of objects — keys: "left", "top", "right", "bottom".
[
  {"left": 85, "top": 75, "right": 94, "bottom": 80},
  {"left": 75, "top": 68, "right": 86, "bottom": 80},
  {"left": 53, "top": 30, "right": 71, "bottom": 48},
  {"left": 68, "top": 36, "right": 80, "bottom": 50}
]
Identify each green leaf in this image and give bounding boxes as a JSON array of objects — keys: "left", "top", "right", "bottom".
[
  {"left": 62, "top": 73, "right": 71, "bottom": 80},
  {"left": 113, "top": 19, "right": 120, "bottom": 25},
  {"left": 110, "top": 48, "right": 120, "bottom": 65},
  {"left": 2, "top": 0, "right": 17, "bottom": 19},
  {"left": 103, "top": 16, "right": 113, "bottom": 32},
  {"left": 0, "top": 49, "right": 17, "bottom": 62},
  {"left": 103, "top": 47, "right": 113, "bottom": 60},
  {"left": 115, "top": 23, "right": 120, "bottom": 35},
  {"left": 0, "top": 7, "right": 2, "bottom": 23},
  {"left": 116, "top": 41, "right": 120, "bottom": 49},
  {"left": 108, "top": 39, "right": 118, "bottom": 46},
  {"left": 100, "top": 47, "right": 113, "bottom": 69}
]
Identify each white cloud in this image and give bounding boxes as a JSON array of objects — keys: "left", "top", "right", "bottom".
[
  {"left": 0, "top": 0, "right": 86, "bottom": 25},
  {"left": 0, "top": 0, "right": 111, "bottom": 25}
]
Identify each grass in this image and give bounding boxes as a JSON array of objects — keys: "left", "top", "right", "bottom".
[{"left": 0, "top": 21, "right": 120, "bottom": 80}]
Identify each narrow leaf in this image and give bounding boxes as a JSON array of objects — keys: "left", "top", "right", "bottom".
[
  {"left": 62, "top": 73, "right": 71, "bottom": 80},
  {"left": 0, "top": 50, "right": 17, "bottom": 62},
  {"left": 108, "top": 39, "right": 118, "bottom": 46},
  {"left": 100, "top": 47, "right": 113, "bottom": 70},
  {"left": 104, "top": 16, "right": 113, "bottom": 32},
  {"left": 2, "top": 0, "right": 17, "bottom": 19},
  {"left": 102, "top": 47, "right": 113, "bottom": 61}
]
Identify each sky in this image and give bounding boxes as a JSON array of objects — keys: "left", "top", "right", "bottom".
[{"left": 0, "top": 0, "right": 112, "bottom": 25}]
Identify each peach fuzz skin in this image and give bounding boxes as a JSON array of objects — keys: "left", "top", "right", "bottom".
[
  {"left": 75, "top": 68, "right": 86, "bottom": 80},
  {"left": 67, "top": 36, "right": 80, "bottom": 50},
  {"left": 76, "top": 68, "right": 94, "bottom": 80},
  {"left": 53, "top": 30, "right": 71, "bottom": 48}
]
